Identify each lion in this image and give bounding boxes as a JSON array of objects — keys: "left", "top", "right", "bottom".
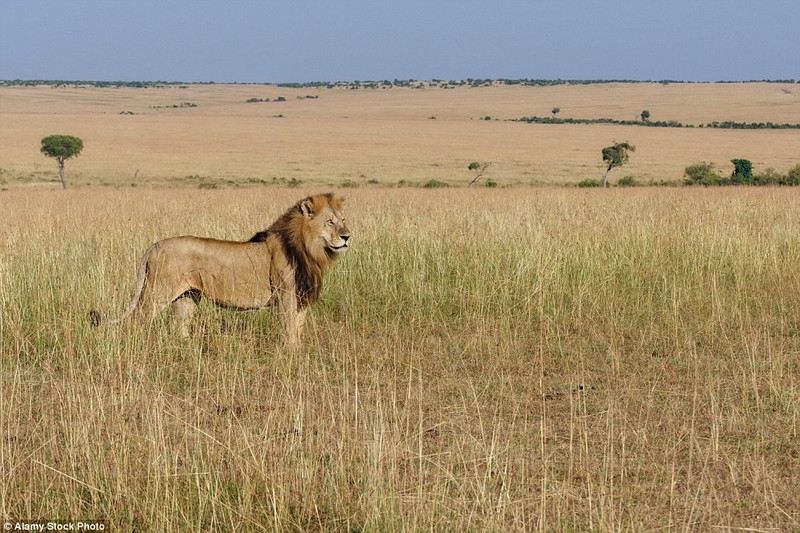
[{"left": 90, "top": 193, "right": 350, "bottom": 346}]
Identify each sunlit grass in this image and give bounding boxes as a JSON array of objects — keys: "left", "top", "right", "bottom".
[{"left": 1, "top": 187, "right": 799, "bottom": 530}]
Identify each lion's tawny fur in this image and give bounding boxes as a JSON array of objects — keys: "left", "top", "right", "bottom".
[{"left": 90, "top": 193, "right": 350, "bottom": 345}]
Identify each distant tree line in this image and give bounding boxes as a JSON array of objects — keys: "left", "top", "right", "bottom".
[
  {"left": 149, "top": 102, "right": 197, "bottom": 109},
  {"left": 3, "top": 78, "right": 797, "bottom": 90},
  {"left": 515, "top": 115, "right": 686, "bottom": 127},
  {"left": 246, "top": 96, "right": 288, "bottom": 103},
  {"left": 515, "top": 115, "right": 800, "bottom": 130},
  {"left": 0, "top": 80, "right": 194, "bottom": 88},
  {"left": 276, "top": 78, "right": 799, "bottom": 89},
  {"left": 701, "top": 121, "right": 800, "bottom": 130}
]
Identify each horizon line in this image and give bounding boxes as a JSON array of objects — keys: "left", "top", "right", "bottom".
[{"left": 2, "top": 78, "right": 799, "bottom": 87}]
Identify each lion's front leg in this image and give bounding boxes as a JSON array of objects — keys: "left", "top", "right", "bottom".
[
  {"left": 293, "top": 307, "right": 308, "bottom": 345},
  {"left": 279, "top": 289, "right": 307, "bottom": 347}
]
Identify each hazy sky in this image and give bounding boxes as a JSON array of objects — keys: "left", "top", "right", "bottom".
[{"left": 2, "top": 0, "right": 798, "bottom": 83}]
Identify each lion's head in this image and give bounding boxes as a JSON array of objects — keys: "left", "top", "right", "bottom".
[
  {"left": 263, "top": 193, "right": 351, "bottom": 307},
  {"left": 298, "top": 193, "right": 350, "bottom": 260}
]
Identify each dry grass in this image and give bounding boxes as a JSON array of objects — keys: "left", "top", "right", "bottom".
[
  {"left": 1, "top": 83, "right": 798, "bottom": 187},
  {"left": 1, "top": 187, "right": 799, "bottom": 530}
]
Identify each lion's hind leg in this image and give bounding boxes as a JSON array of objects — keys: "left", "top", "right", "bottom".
[{"left": 170, "top": 289, "right": 202, "bottom": 338}]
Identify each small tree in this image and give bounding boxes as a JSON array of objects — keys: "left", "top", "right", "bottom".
[
  {"left": 40, "top": 135, "right": 83, "bottom": 189},
  {"left": 600, "top": 141, "right": 635, "bottom": 188},
  {"left": 467, "top": 161, "right": 491, "bottom": 186},
  {"left": 730, "top": 158, "right": 753, "bottom": 185},
  {"left": 551, "top": 107, "right": 560, "bottom": 118},
  {"left": 641, "top": 110, "right": 651, "bottom": 122}
]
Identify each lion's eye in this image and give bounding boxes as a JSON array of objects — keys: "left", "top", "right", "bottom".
[{"left": 326, "top": 219, "right": 335, "bottom": 227}]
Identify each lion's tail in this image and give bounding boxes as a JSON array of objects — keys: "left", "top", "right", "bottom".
[{"left": 90, "top": 242, "right": 158, "bottom": 327}]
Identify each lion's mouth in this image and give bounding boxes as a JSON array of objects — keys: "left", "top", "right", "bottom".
[{"left": 329, "top": 243, "right": 349, "bottom": 253}]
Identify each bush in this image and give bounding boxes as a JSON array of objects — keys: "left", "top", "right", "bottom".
[
  {"left": 684, "top": 162, "right": 726, "bottom": 186},
  {"left": 782, "top": 164, "right": 800, "bottom": 186},
  {"left": 753, "top": 168, "right": 782, "bottom": 186},
  {"left": 423, "top": 179, "right": 449, "bottom": 188},
  {"left": 617, "top": 176, "right": 638, "bottom": 187},
  {"left": 270, "top": 176, "right": 302, "bottom": 187},
  {"left": 730, "top": 159, "right": 754, "bottom": 185},
  {"left": 576, "top": 178, "right": 601, "bottom": 188}
]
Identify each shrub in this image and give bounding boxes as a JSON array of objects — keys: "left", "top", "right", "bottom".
[
  {"left": 576, "top": 178, "right": 601, "bottom": 188},
  {"left": 485, "top": 179, "right": 498, "bottom": 188},
  {"left": 782, "top": 164, "right": 800, "bottom": 186},
  {"left": 684, "top": 162, "right": 725, "bottom": 186},
  {"left": 730, "top": 159, "right": 754, "bottom": 185},
  {"left": 423, "top": 179, "right": 449, "bottom": 188},
  {"left": 617, "top": 176, "right": 638, "bottom": 187},
  {"left": 753, "top": 168, "right": 782, "bottom": 186}
]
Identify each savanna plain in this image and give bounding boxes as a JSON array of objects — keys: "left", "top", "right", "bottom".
[{"left": 1, "top": 83, "right": 800, "bottom": 530}]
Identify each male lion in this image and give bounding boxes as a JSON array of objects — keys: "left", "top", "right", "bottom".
[{"left": 90, "top": 193, "right": 350, "bottom": 345}]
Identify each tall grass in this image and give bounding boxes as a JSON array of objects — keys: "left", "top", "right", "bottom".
[{"left": 1, "top": 187, "right": 799, "bottom": 530}]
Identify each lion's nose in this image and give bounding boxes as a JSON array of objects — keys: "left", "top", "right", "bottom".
[{"left": 341, "top": 234, "right": 350, "bottom": 243}]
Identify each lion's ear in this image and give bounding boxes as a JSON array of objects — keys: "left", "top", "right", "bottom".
[{"left": 300, "top": 200, "right": 314, "bottom": 217}]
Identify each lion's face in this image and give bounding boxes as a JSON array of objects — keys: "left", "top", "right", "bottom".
[
  {"left": 317, "top": 204, "right": 350, "bottom": 254},
  {"left": 300, "top": 195, "right": 350, "bottom": 258}
]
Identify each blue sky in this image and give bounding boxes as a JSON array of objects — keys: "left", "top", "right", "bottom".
[{"left": 1, "top": 0, "right": 798, "bottom": 82}]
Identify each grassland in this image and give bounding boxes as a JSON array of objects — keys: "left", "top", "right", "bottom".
[
  {"left": 1, "top": 83, "right": 800, "bottom": 530},
  {"left": 1, "top": 186, "right": 799, "bottom": 530},
  {"left": 1, "top": 82, "right": 798, "bottom": 188}
]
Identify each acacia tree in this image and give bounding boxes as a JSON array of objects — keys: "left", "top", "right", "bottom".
[
  {"left": 551, "top": 107, "right": 560, "bottom": 118},
  {"left": 641, "top": 109, "right": 650, "bottom": 122},
  {"left": 600, "top": 141, "right": 635, "bottom": 187},
  {"left": 467, "top": 161, "right": 491, "bottom": 186},
  {"left": 40, "top": 135, "right": 84, "bottom": 189}
]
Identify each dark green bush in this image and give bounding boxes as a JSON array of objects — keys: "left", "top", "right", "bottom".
[{"left": 730, "top": 159, "right": 754, "bottom": 184}]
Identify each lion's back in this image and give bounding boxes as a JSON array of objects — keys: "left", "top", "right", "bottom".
[{"left": 147, "top": 236, "right": 281, "bottom": 307}]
